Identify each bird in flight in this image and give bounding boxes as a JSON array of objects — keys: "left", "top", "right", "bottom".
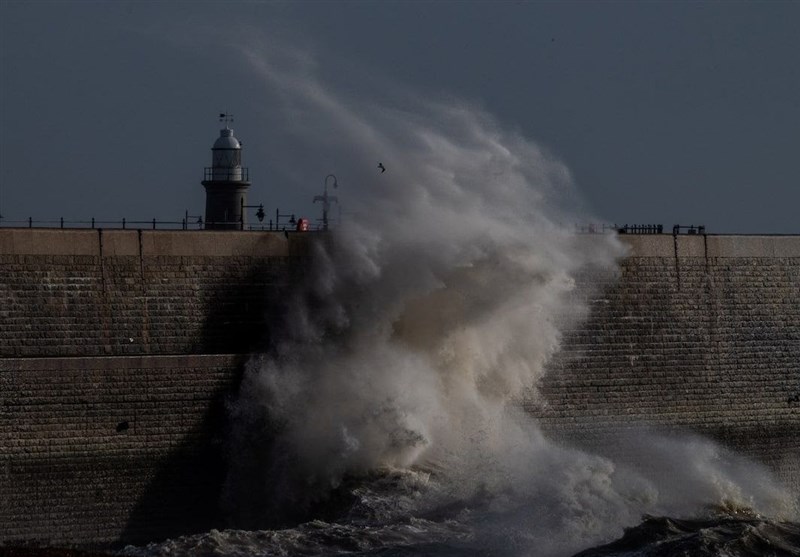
[{"left": 378, "top": 163, "right": 386, "bottom": 173}]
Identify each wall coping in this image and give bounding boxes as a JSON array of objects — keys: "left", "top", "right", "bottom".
[
  {"left": 1, "top": 228, "right": 799, "bottom": 258},
  {"left": 0, "top": 229, "right": 315, "bottom": 257},
  {"left": 617, "top": 234, "right": 800, "bottom": 258}
]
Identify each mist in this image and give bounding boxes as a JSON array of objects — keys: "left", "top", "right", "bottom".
[{"left": 221, "top": 33, "right": 797, "bottom": 556}]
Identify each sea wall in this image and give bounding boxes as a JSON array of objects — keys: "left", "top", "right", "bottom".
[
  {"left": 0, "top": 229, "right": 311, "bottom": 357},
  {"left": 1, "top": 229, "right": 799, "bottom": 548},
  {"left": 1, "top": 354, "right": 240, "bottom": 545},
  {"left": 529, "top": 234, "right": 800, "bottom": 492},
  {"left": 0, "top": 229, "right": 313, "bottom": 547}
]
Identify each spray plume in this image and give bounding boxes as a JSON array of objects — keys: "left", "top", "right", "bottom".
[{"left": 221, "top": 34, "right": 796, "bottom": 555}]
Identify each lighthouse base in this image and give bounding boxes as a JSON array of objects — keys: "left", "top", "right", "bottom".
[{"left": 202, "top": 180, "right": 251, "bottom": 230}]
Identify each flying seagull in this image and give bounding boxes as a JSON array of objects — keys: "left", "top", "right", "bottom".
[{"left": 378, "top": 163, "right": 386, "bottom": 173}]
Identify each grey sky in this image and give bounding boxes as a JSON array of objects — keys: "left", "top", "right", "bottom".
[{"left": 1, "top": 1, "right": 798, "bottom": 233}]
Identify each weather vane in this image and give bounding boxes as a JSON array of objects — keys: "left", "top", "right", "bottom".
[{"left": 218, "top": 112, "right": 234, "bottom": 126}]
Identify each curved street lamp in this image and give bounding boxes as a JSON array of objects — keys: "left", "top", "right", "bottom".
[{"left": 314, "top": 174, "right": 339, "bottom": 231}]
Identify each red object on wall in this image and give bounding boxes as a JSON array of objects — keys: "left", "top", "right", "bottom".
[{"left": 296, "top": 218, "right": 310, "bottom": 232}]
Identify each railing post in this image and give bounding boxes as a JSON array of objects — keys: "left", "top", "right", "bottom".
[
  {"left": 122, "top": 218, "right": 126, "bottom": 229},
  {"left": 60, "top": 217, "right": 64, "bottom": 229},
  {"left": 28, "top": 217, "right": 32, "bottom": 228},
  {"left": 152, "top": 218, "right": 156, "bottom": 230},
  {"left": 91, "top": 218, "right": 95, "bottom": 229}
]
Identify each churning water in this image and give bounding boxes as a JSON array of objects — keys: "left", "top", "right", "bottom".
[{"left": 122, "top": 35, "right": 799, "bottom": 556}]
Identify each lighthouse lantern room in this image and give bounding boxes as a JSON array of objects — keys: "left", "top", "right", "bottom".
[{"left": 201, "top": 114, "right": 251, "bottom": 229}]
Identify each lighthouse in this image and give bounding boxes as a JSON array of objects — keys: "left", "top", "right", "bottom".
[{"left": 201, "top": 115, "right": 251, "bottom": 229}]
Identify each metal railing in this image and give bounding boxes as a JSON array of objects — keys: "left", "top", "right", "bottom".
[
  {"left": 0, "top": 217, "right": 230, "bottom": 230},
  {"left": 0, "top": 216, "right": 326, "bottom": 232},
  {"left": 0, "top": 216, "right": 700, "bottom": 235},
  {"left": 672, "top": 224, "right": 706, "bottom": 235},
  {"left": 0, "top": 217, "right": 190, "bottom": 230},
  {"left": 576, "top": 223, "right": 708, "bottom": 235},
  {"left": 203, "top": 167, "right": 249, "bottom": 181}
]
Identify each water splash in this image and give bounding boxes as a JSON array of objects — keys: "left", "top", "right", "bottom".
[{"left": 218, "top": 33, "right": 797, "bottom": 555}]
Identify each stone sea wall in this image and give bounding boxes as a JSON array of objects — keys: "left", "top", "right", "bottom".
[
  {"left": 0, "top": 229, "right": 313, "bottom": 547},
  {"left": 530, "top": 234, "right": 800, "bottom": 492},
  {"left": 1, "top": 354, "right": 240, "bottom": 545},
  {"left": 1, "top": 229, "right": 798, "bottom": 548},
  {"left": 0, "top": 229, "right": 311, "bottom": 358}
]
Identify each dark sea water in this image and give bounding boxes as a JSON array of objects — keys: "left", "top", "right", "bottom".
[
  {"left": 119, "top": 467, "right": 800, "bottom": 557},
  {"left": 118, "top": 517, "right": 800, "bottom": 557},
  {"left": 575, "top": 515, "right": 800, "bottom": 557}
]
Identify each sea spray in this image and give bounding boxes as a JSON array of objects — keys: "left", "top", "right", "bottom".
[
  {"left": 212, "top": 35, "right": 799, "bottom": 556},
  {"left": 223, "top": 33, "right": 611, "bottom": 518}
]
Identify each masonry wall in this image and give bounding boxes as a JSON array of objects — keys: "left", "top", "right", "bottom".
[
  {"left": 528, "top": 234, "right": 800, "bottom": 492},
  {"left": 1, "top": 355, "right": 240, "bottom": 545},
  {"left": 0, "top": 229, "right": 312, "bottom": 357},
  {"left": 0, "top": 229, "right": 313, "bottom": 547},
  {"left": 1, "top": 230, "right": 799, "bottom": 549}
]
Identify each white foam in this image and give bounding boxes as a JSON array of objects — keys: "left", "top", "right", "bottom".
[{"left": 221, "top": 32, "right": 797, "bottom": 556}]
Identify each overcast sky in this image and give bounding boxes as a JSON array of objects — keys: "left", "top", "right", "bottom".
[{"left": 1, "top": 1, "right": 798, "bottom": 233}]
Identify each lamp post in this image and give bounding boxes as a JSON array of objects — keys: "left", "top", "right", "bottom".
[
  {"left": 240, "top": 199, "right": 265, "bottom": 230},
  {"left": 275, "top": 209, "right": 296, "bottom": 231},
  {"left": 314, "top": 174, "right": 339, "bottom": 231}
]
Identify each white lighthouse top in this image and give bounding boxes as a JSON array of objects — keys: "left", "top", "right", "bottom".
[{"left": 213, "top": 127, "right": 241, "bottom": 150}]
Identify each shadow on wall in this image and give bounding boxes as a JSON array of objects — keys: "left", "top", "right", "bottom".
[
  {"left": 117, "top": 368, "right": 239, "bottom": 546},
  {"left": 198, "top": 261, "right": 287, "bottom": 354},
  {"left": 119, "top": 262, "right": 296, "bottom": 546}
]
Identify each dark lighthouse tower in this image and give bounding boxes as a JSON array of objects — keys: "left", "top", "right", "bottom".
[{"left": 201, "top": 115, "right": 251, "bottom": 229}]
